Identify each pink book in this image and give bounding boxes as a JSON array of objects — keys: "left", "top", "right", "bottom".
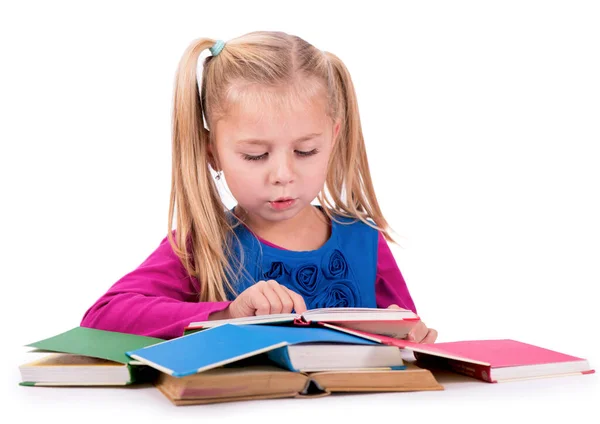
[{"left": 322, "top": 328, "right": 595, "bottom": 383}]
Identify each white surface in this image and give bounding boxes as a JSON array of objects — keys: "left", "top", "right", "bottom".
[{"left": 1, "top": 1, "right": 598, "bottom": 423}]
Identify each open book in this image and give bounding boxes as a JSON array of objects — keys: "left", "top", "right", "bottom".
[
  {"left": 155, "top": 363, "right": 443, "bottom": 406},
  {"left": 185, "top": 307, "right": 420, "bottom": 339}
]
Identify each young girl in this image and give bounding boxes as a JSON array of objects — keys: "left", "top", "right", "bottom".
[{"left": 80, "top": 31, "right": 437, "bottom": 343}]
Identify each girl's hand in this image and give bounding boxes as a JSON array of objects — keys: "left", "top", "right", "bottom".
[
  {"left": 387, "top": 304, "right": 438, "bottom": 344},
  {"left": 225, "top": 280, "right": 307, "bottom": 319}
]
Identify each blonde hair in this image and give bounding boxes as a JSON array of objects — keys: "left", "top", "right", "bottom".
[{"left": 168, "top": 31, "right": 394, "bottom": 302}]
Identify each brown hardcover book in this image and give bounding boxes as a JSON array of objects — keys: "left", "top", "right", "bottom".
[{"left": 155, "top": 362, "right": 443, "bottom": 405}]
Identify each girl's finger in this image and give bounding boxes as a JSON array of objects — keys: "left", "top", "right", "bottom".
[
  {"left": 259, "top": 284, "right": 283, "bottom": 314},
  {"left": 408, "top": 322, "right": 428, "bottom": 342},
  {"left": 270, "top": 283, "right": 295, "bottom": 314},
  {"left": 387, "top": 304, "right": 408, "bottom": 310},
  {"left": 421, "top": 328, "right": 438, "bottom": 344},
  {"left": 284, "top": 287, "right": 307, "bottom": 313},
  {"left": 247, "top": 290, "right": 272, "bottom": 316}
]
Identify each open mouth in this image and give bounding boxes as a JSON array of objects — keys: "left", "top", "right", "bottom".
[{"left": 269, "top": 198, "right": 296, "bottom": 210}]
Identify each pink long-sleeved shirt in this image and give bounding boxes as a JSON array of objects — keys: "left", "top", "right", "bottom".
[{"left": 81, "top": 233, "right": 416, "bottom": 339}]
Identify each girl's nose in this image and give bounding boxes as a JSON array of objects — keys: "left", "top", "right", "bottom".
[{"left": 270, "top": 154, "right": 295, "bottom": 186}]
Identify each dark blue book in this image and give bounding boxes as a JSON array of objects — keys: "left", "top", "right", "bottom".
[{"left": 126, "top": 324, "right": 385, "bottom": 377}]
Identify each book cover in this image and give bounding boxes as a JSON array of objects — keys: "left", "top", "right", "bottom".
[{"left": 26, "top": 326, "right": 164, "bottom": 364}]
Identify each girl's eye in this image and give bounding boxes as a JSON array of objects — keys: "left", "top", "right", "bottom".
[
  {"left": 243, "top": 153, "right": 268, "bottom": 161},
  {"left": 295, "top": 149, "right": 318, "bottom": 157},
  {"left": 242, "top": 149, "right": 318, "bottom": 161}
]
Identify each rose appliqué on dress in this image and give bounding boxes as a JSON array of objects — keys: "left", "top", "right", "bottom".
[
  {"left": 264, "top": 249, "right": 361, "bottom": 309},
  {"left": 263, "top": 261, "right": 290, "bottom": 280},
  {"left": 322, "top": 249, "right": 348, "bottom": 279},
  {"left": 311, "top": 279, "right": 360, "bottom": 308},
  {"left": 292, "top": 263, "right": 320, "bottom": 296}
]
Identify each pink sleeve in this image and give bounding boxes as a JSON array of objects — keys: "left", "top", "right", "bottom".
[
  {"left": 375, "top": 232, "right": 418, "bottom": 314},
  {"left": 80, "top": 236, "right": 231, "bottom": 339}
]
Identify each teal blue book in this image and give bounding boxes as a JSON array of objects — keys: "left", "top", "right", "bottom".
[{"left": 127, "top": 324, "right": 386, "bottom": 377}]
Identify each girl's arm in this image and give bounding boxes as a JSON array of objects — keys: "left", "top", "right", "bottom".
[
  {"left": 374, "top": 232, "right": 418, "bottom": 313},
  {"left": 80, "top": 236, "right": 231, "bottom": 339}
]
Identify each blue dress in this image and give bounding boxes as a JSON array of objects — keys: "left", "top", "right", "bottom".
[{"left": 226, "top": 211, "right": 379, "bottom": 309}]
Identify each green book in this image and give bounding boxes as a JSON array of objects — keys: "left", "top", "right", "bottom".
[{"left": 19, "top": 327, "right": 164, "bottom": 386}]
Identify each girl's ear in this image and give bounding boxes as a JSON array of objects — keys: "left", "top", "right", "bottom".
[{"left": 207, "top": 137, "right": 221, "bottom": 172}]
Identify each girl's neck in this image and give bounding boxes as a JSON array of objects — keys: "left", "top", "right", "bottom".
[{"left": 235, "top": 205, "right": 331, "bottom": 251}]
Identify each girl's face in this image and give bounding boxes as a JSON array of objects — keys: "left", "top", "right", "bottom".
[{"left": 213, "top": 90, "right": 340, "bottom": 226}]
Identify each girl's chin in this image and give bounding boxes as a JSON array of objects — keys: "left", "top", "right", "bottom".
[{"left": 237, "top": 201, "right": 314, "bottom": 221}]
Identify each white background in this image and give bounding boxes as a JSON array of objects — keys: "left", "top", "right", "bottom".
[{"left": 1, "top": 1, "right": 598, "bottom": 422}]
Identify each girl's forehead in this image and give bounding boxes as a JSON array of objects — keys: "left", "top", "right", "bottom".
[
  {"left": 217, "top": 88, "right": 330, "bottom": 138},
  {"left": 222, "top": 79, "right": 328, "bottom": 119},
  {"left": 228, "top": 96, "right": 326, "bottom": 125}
]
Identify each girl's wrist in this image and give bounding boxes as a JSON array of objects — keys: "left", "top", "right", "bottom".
[{"left": 208, "top": 305, "right": 232, "bottom": 321}]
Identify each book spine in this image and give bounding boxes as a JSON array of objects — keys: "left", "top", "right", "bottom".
[
  {"left": 298, "top": 378, "right": 328, "bottom": 397},
  {"left": 415, "top": 353, "right": 494, "bottom": 383},
  {"left": 128, "top": 364, "right": 160, "bottom": 384},
  {"left": 266, "top": 347, "right": 298, "bottom": 372}
]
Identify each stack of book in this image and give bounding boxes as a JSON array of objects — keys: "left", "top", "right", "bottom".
[{"left": 18, "top": 307, "right": 594, "bottom": 405}]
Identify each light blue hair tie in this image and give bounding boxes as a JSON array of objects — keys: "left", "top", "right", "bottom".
[{"left": 210, "top": 40, "right": 225, "bottom": 56}]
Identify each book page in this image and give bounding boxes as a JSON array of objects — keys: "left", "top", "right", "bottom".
[
  {"left": 302, "top": 307, "right": 418, "bottom": 321},
  {"left": 188, "top": 313, "right": 298, "bottom": 328}
]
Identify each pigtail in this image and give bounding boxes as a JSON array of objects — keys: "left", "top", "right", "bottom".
[
  {"left": 321, "top": 52, "right": 395, "bottom": 243},
  {"left": 168, "top": 38, "right": 239, "bottom": 301}
]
